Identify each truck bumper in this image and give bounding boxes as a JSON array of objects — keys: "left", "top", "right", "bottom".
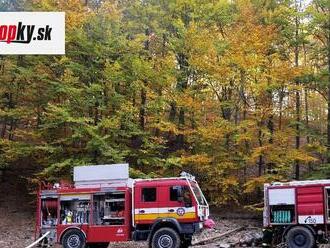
[{"left": 181, "top": 222, "right": 203, "bottom": 234}]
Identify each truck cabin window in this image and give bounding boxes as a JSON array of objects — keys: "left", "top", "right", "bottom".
[
  {"left": 191, "top": 182, "right": 206, "bottom": 205},
  {"left": 142, "top": 188, "right": 156, "bottom": 202},
  {"left": 170, "top": 186, "right": 192, "bottom": 207}
]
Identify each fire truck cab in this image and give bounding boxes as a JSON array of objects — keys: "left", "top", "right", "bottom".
[
  {"left": 263, "top": 179, "right": 330, "bottom": 248},
  {"left": 36, "top": 164, "right": 210, "bottom": 248}
]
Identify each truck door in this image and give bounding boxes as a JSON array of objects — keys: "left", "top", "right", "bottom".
[
  {"left": 163, "top": 185, "right": 197, "bottom": 222},
  {"left": 134, "top": 184, "right": 159, "bottom": 224}
]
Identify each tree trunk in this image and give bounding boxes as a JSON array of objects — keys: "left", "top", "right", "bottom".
[
  {"left": 305, "top": 89, "right": 310, "bottom": 144},
  {"left": 279, "top": 88, "right": 284, "bottom": 130},
  {"left": 177, "top": 108, "right": 185, "bottom": 149},
  {"left": 169, "top": 102, "right": 176, "bottom": 121},
  {"left": 240, "top": 71, "right": 249, "bottom": 183},
  {"left": 294, "top": 1, "right": 300, "bottom": 179},
  {"left": 267, "top": 114, "right": 274, "bottom": 172},
  {"left": 305, "top": 89, "right": 313, "bottom": 172},
  {"left": 327, "top": 82, "right": 330, "bottom": 162},
  {"left": 258, "top": 126, "right": 263, "bottom": 177},
  {"left": 140, "top": 86, "right": 146, "bottom": 130},
  {"left": 295, "top": 89, "right": 300, "bottom": 180},
  {"left": 8, "top": 119, "right": 15, "bottom": 141},
  {"left": 327, "top": 24, "right": 330, "bottom": 163},
  {"left": 266, "top": 64, "right": 274, "bottom": 172},
  {"left": 1, "top": 120, "right": 6, "bottom": 138},
  {"left": 176, "top": 53, "right": 189, "bottom": 150}
]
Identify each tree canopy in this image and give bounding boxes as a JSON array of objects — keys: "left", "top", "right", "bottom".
[{"left": 0, "top": 0, "right": 329, "bottom": 205}]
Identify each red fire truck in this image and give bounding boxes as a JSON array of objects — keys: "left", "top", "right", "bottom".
[
  {"left": 36, "top": 164, "right": 210, "bottom": 248},
  {"left": 262, "top": 179, "right": 330, "bottom": 248}
]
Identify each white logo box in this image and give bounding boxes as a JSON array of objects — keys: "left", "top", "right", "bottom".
[
  {"left": 298, "top": 215, "right": 324, "bottom": 224},
  {"left": 0, "top": 12, "right": 65, "bottom": 54}
]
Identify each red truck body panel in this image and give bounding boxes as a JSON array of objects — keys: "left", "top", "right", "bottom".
[{"left": 297, "top": 186, "right": 324, "bottom": 216}]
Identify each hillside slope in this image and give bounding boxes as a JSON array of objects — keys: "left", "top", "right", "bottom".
[{"left": 0, "top": 165, "right": 35, "bottom": 248}]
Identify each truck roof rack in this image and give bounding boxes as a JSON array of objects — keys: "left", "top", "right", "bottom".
[
  {"left": 134, "top": 172, "right": 196, "bottom": 182},
  {"left": 270, "top": 179, "right": 330, "bottom": 186}
]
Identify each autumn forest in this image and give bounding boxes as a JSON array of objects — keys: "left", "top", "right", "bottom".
[{"left": 0, "top": 0, "right": 329, "bottom": 206}]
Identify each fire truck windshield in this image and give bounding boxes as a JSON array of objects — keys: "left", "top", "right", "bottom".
[{"left": 191, "top": 182, "right": 206, "bottom": 205}]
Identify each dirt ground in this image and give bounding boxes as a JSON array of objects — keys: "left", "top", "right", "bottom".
[
  {"left": 0, "top": 167, "right": 36, "bottom": 248},
  {"left": 0, "top": 214, "right": 262, "bottom": 248},
  {"left": 0, "top": 166, "right": 263, "bottom": 248}
]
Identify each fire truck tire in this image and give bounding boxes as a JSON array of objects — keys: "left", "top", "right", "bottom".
[
  {"left": 151, "top": 227, "right": 181, "bottom": 248},
  {"left": 62, "top": 229, "right": 86, "bottom": 248},
  {"left": 286, "top": 226, "right": 315, "bottom": 248}
]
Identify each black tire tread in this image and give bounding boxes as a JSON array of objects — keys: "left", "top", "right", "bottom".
[
  {"left": 151, "top": 227, "right": 181, "bottom": 248},
  {"left": 62, "top": 229, "right": 86, "bottom": 248},
  {"left": 286, "top": 226, "right": 315, "bottom": 248}
]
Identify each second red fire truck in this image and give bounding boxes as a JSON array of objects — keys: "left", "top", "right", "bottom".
[
  {"left": 36, "top": 164, "right": 211, "bottom": 248},
  {"left": 263, "top": 179, "right": 330, "bottom": 248}
]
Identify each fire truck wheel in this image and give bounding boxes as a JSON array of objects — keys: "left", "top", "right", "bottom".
[
  {"left": 287, "top": 226, "right": 315, "bottom": 248},
  {"left": 151, "top": 227, "right": 181, "bottom": 248},
  {"left": 62, "top": 229, "right": 86, "bottom": 248}
]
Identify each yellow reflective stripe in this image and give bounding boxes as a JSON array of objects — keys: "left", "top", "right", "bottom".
[{"left": 136, "top": 212, "right": 196, "bottom": 220}]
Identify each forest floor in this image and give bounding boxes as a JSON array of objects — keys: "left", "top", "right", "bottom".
[
  {"left": 0, "top": 164, "right": 263, "bottom": 248},
  {"left": 0, "top": 164, "right": 36, "bottom": 248},
  {"left": 104, "top": 218, "right": 263, "bottom": 248}
]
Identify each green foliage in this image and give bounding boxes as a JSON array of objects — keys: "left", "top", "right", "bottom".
[{"left": 307, "top": 164, "right": 330, "bottom": 180}]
